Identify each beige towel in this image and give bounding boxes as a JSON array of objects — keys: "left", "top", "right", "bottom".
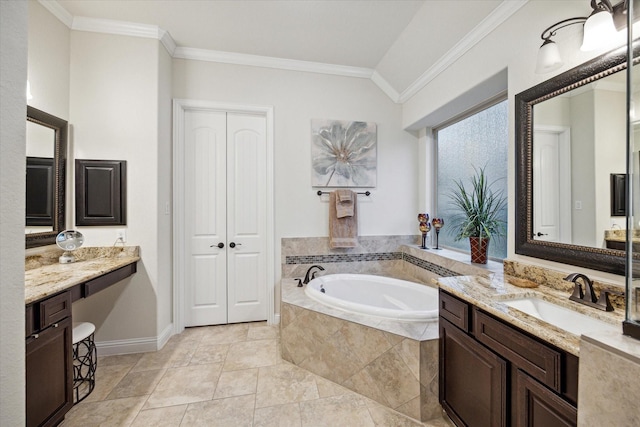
[
  {"left": 336, "top": 189, "right": 354, "bottom": 218},
  {"left": 329, "top": 191, "right": 358, "bottom": 248}
]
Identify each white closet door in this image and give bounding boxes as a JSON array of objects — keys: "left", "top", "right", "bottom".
[
  {"left": 184, "top": 110, "right": 228, "bottom": 326},
  {"left": 226, "top": 113, "right": 268, "bottom": 323},
  {"left": 533, "top": 130, "right": 561, "bottom": 242}
]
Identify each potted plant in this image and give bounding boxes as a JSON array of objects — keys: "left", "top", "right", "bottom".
[{"left": 449, "top": 166, "right": 506, "bottom": 264}]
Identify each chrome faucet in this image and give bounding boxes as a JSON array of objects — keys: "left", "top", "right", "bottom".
[
  {"left": 303, "top": 265, "right": 325, "bottom": 284},
  {"left": 564, "top": 273, "right": 618, "bottom": 311}
]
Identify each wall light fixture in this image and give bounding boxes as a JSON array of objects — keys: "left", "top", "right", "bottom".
[{"left": 535, "top": 0, "right": 627, "bottom": 74}]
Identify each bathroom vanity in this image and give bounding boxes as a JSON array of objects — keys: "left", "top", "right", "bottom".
[
  {"left": 25, "top": 247, "right": 139, "bottom": 427},
  {"left": 437, "top": 271, "right": 624, "bottom": 427},
  {"left": 439, "top": 289, "right": 578, "bottom": 427}
]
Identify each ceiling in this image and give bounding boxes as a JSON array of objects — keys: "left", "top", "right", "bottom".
[{"left": 53, "top": 0, "right": 516, "bottom": 101}]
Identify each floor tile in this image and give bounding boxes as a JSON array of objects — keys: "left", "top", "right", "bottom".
[
  {"left": 131, "top": 343, "right": 195, "bottom": 372},
  {"left": 254, "top": 402, "right": 302, "bottom": 427},
  {"left": 180, "top": 395, "right": 254, "bottom": 426},
  {"left": 130, "top": 405, "right": 188, "bottom": 427},
  {"left": 82, "top": 364, "right": 132, "bottom": 403},
  {"left": 106, "top": 368, "right": 166, "bottom": 400},
  {"left": 98, "top": 353, "right": 143, "bottom": 368},
  {"left": 299, "top": 394, "right": 375, "bottom": 427},
  {"left": 214, "top": 368, "right": 258, "bottom": 399},
  {"left": 199, "top": 323, "right": 249, "bottom": 346},
  {"left": 144, "top": 363, "right": 222, "bottom": 408},
  {"left": 189, "top": 343, "right": 230, "bottom": 365},
  {"left": 62, "top": 396, "right": 147, "bottom": 426},
  {"left": 223, "top": 339, "right": 277, "bottom": 371},
  {"left": 255, "top": 363, "right": 320, "bottom": 408},
  {"left": 248, "top": 323, "right": 280, "bottom": 340}
]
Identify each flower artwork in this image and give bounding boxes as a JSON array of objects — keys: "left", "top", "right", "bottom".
[{"left": 311, "top": 119, "right": 377, "bottom": 187}]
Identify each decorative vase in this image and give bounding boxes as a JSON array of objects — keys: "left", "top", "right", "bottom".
[{"left": 469, "top": 237, "right": 490, "bottom": 264}]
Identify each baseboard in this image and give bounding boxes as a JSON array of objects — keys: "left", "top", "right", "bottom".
[
  {"left": 272, "top": 314, "right": 280, "bottom": 325},
  {"left": 157, "top": 323, "right": 174, "bottom": 350},
  {"left": 96, "top": 323, "right": 175, "bottom": 356}
]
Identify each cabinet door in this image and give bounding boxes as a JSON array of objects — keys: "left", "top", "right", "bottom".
[
  {"left": 26, "top": 316, "right": 73, "bottom": 427},
  {"left": 515, "top": 370, "right": 577, "bottom": 427},
  {"left": 440, "top": 318, "right": 508, "bottom": 427}
]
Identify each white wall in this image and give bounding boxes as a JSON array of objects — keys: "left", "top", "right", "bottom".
[
  {"left": 403, "top": 0, "right": 626, "bottom": 285},
  {"left": 0, "top": 1, "right": 27, "bottom": 423},
  {"left": 27, "top": 0, "right": 70, "bottom": 121},
  {"left": 173, "top": 59, "right": 419, "bottom": 311},
  {"left": 69, "top": 31, "right": 167, "bottom": 347}
]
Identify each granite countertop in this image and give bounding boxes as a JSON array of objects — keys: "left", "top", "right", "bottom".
[
  {"left": 25, "top": 246, "right": 140, "bottom": 305},
  {"left": 436, "top": 274, "right": 625, "bottom": 356}
]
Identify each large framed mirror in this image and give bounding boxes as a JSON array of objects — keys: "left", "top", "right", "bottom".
[
  {"left": 516, "top": 41, "right": 640, "bottom": 276},
  {"left": 25, "top": 106, "right": 67, "bottom": 248}
]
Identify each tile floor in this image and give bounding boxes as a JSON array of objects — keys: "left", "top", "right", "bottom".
[{"left": 62, "top": 322, "right": 454, "bottom": 427}]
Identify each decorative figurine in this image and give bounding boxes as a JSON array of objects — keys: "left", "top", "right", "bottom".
[
  {"left": 418, "top": 213, "right": 430, "bottom": 249},
  {"left": 432, "top": 218, "right": 444, "bottom": 250}
]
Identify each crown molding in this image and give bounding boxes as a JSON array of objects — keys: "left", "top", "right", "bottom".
[
  {"left": 397, "top": 0, "right": 529, "bottom": 104},
  {"left": 39, "top": 0, "right": 528, "bottom": 104},
  {"left": 38, "top": 0, "right": 73, "bottom": 28},
  {"left": 370, "top": 71, "right": 400, "bottom": 103},
  {"left": 173, "top": 47, "right": 373, "bottom": 79}
]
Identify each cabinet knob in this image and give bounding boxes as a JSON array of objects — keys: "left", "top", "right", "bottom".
[
  {"left": 32, "top": 333, "right": 39, "bottom": 339},
  {"left": 53, "top": 323, "right": 59, "bottom": 328}
]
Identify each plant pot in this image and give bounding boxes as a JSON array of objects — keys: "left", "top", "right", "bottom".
[{"left": 469, "top": 237, "right": 490, "bottom": 264}]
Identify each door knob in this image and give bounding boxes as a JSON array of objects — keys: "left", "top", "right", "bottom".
[
  {"left": 211, "top": 242, "right": 224, "bottom": 248},
  {"left": 535, "top": 232, "right": 548, "bottom": 237},
  {"left": 229, "top": 242, "right": 242, "bottom": 248}
]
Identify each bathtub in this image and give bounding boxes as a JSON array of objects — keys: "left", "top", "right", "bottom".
[{"left": 305, "top": 273, "right": 439, "bottom": 322}]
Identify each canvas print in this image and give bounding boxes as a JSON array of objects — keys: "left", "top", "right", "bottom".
[{"left": 311, "top": 119, "right": 377, "bottom": 187}]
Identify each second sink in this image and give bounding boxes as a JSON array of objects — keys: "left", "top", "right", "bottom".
[{"left": 503, "top": 297, "right": 620, "bottom": 336}]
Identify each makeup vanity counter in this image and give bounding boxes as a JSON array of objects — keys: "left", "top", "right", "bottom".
[
  {"left": 25, "top": 246, "right": 139, "bottom": 427},
  {"left": 25, "top": 246, "right": 140, "bottom": 304}
]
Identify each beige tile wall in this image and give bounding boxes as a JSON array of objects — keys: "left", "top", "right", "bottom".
[{"left": 280, "top": 302, "right": 440, "bottom": 422}]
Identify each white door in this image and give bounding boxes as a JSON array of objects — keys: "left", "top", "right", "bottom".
[
  {"left": 227, "top": 113, "right": 268, "bottom": 323},
  {"left": 533, "top": 127, "right": 571, "bottom": 243},
  {"left": 183, "top": 110, "right": 268, "bottom": 327}
]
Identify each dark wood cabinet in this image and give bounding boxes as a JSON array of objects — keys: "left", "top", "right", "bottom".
[
  {"left": 440, "top": 318, "right": 507, "bottom": 427},
  {"left": 515, "top": 370, "right": 577, "bottom": 427},
  {"left": 26, "top": 293, "right": 73, "bottom": 427},
  {"left": 439, "top": 289, "right": 578, "bottom": 427}
]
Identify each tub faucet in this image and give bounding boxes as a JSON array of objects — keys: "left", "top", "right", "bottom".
[{"left": 303, "top": 265, "right": 325, "bottom": 284}]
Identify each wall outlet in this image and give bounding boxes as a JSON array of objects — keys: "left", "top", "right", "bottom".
[{"left": 116, "top": 229, "right": 126, "bottom": 243}]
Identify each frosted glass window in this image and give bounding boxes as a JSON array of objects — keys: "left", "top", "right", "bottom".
[{"left": 436, "top": 99, "right": 508, "bottom": 259}]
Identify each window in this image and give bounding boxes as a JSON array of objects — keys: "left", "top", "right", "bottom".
[{"left": 435, "top": 99, "right": 508, "bottom": 260}]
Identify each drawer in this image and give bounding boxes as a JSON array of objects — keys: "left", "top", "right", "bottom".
[
  {"left": 39, "top": 291, "right": 72, "bottom": 330},
  {"left": 84, "top": 263, "right": 136, "bottom": 298},
  {"left": 439, "top": 290, "right": 470, "bottom": 332},
  {"left": 473, "top": 309, "right": 561, "bottom": 392}
]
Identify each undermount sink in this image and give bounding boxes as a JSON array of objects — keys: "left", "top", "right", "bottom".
[{"left": 503, "top": 297, "right": 619, "bottom": 336}]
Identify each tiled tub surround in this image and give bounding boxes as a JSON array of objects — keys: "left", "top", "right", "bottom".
[
  {"left": 281, "top": 236, "right": 503, "bottom": 422},
  {"left": 25, "top": 246, "right": 140, "bottom": 304},
  {"left": 281, "top": 279, "right": 441, "bottom": 422},
  {"left": 282, "top": 235, "right": 499, "bottom": 282}
]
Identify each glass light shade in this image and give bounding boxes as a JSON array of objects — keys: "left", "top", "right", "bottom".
[
  {"left": 581, "top": 10, "right": 617, "bottom": 51},
  {"left": 535, "top": 39, "right": 563, "bottom": 74}
]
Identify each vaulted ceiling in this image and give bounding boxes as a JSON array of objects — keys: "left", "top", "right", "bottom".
[{"left": 51, "top": 0, "right": 527, "bottom": 102}]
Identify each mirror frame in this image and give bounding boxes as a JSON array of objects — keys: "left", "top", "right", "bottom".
[
  {"left": 26, "top": 106, "right": 67, "bottom": 249},
  {"left": 515, "top": 41, "right": 640, "bottom": 276}
]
